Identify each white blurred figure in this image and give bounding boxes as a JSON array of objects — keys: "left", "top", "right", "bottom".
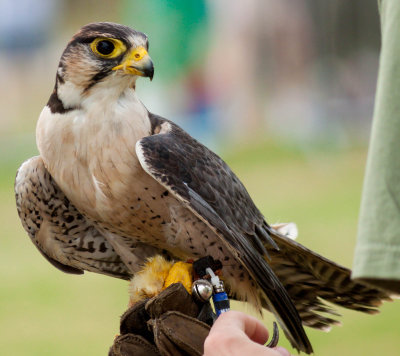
[{"left": 0, "top": 0, "right": 62, "bottom": 134}]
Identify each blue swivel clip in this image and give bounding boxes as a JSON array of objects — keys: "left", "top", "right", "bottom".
[{"left": 205, "top": 267, "right": 230, "bottom": 316}]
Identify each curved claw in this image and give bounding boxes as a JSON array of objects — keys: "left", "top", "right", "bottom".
[{"left": 266, "top": 322, "right": 279, "bottom": 348}]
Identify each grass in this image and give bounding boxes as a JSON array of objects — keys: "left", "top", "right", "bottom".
[{"left": 1, "top": 136, "right": 399, "bottom": 355}]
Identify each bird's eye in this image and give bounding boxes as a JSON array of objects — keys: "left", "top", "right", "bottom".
[
  {"left": 90, "top": 37, "right": 127, "bottom": 59},
  {"left": 96, "top": 40, "right": 114, "bottom": 55}
]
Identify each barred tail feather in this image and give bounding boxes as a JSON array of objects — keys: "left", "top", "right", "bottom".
[{"left": 266, "top": 226, "right": 393, "bottom": 330}]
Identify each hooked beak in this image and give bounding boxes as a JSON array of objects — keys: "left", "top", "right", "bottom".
[{"left": 112, "top": 46, "right": 154, "bottom": 80}]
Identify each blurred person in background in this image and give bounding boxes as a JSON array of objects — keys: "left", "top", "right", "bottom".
[
  {"left": 0, "top": 0, "right": 61, "bottom": 134},
  {"left": 0, "top": 0, "right": 58, "bottom": 52}
]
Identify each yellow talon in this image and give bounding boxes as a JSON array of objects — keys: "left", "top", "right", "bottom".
[
  {"left": 128, "top": 256, "right": 193, "bottom": 306},
  {"left": 163, "top": 261, "right": 193, "bottom": 294}
]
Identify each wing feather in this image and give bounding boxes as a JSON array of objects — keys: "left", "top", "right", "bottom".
[
  {"left": 137, "top": 115, "right": 312, "bottom": 353},
  {"left": 15, "top": 156, "right": 131, "bottom": 280}
]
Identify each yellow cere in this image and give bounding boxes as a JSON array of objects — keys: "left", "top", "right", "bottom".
[
  {"left": 90, "top": 37, "right": 127, "bottom": 59},
  {"left": 112, "top": 46, "right": 149, "bottom": 75},
  {"left": 163, "top": 261, "right": 194, "bottom": 294},
  {"left": 130, "top": 46, "right": 148, "bottom": 61}
]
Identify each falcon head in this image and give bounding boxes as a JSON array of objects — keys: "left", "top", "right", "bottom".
[{"left": 49, "top": 22, "right": 154, "bottom": 113}]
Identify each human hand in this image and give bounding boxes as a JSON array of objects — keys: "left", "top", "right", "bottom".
[{"left": 204, "top": 311, "right": 292, "bottom": 356}]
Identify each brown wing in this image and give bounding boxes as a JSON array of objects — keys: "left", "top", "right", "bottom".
[
  {"left": 137, "top": 114, "right": 313, "bottom": 354},
  {"left": 15, "top": 156, "right": 131, "bottom": 280}
]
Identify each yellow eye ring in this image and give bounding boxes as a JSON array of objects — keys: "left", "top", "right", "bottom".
[{"left": 90, "top": 37, "right": 127, "bottom": 59}]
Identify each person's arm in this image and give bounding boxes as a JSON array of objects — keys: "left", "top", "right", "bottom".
[
  {"left": 204, "top": 311, "right": 291, "bottom": 356},
  {"left": 352, "top": 0, "right": 400, "bottom": 293}
]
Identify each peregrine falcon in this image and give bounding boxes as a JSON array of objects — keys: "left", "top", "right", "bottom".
[{"left": 15, "top": 22, "right": 392, "bottom": 354}]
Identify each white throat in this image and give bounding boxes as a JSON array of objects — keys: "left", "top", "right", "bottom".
[
  {"left": 57, "top": 73, "right": 137, "bottom": 110},
  {"left": 37, "top": 82, "right": 150, "bottom": 173}
]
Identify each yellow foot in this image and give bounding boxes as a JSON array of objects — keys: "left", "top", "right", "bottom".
[
  {"left": 163, "top": 261, "right": 193, "bottom": 292},
  {"left": 128, "top": 255, "right": 193, "bottom": 306}
]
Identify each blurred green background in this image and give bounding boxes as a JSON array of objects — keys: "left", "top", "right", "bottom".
[{"left": 1, "top": 0, "right": 399, "bottom": 355}]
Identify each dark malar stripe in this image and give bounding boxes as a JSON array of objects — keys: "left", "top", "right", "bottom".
[
  {"left": 47, "top": 89, "right": 75, "bottom": 114},
  {"left": 83, "top": 70, "right": 112, "bottom": 93}
]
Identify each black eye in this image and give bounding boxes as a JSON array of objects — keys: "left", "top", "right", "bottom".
[{"left": 96, "top": 40, "right": 115, "bottom": 55}]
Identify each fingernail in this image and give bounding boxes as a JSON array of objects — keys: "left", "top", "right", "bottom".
[{"left": 274, "top": 346, "right": 291, "bottom": 356}]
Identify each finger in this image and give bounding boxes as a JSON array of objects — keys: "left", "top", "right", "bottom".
[
  {"left": 215, "top": 311, "right": 270, "bottom": 345},
  {"left": 273, "top": 346, "right": 291, "bottom": 356},
  {"left": 242, "top": 314, "right": 270, "bottom": 345}
]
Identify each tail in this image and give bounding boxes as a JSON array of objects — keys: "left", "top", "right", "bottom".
[{"left": 265, "top": 224, "right": 394, "bottom": 330}]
